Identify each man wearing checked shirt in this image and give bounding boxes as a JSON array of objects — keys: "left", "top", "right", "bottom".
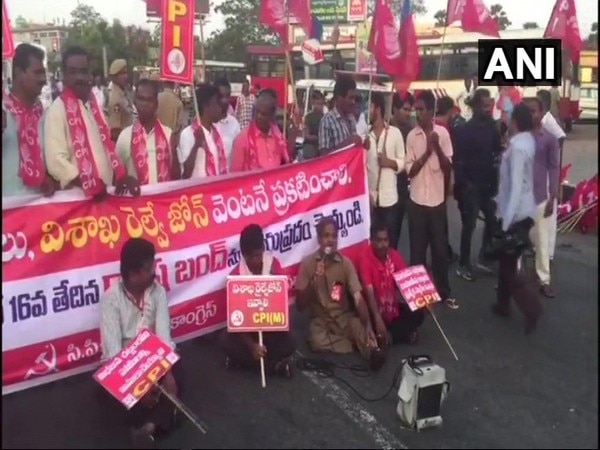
[{"left": 318, "top": 76, "right": 365, "bottom": 155}]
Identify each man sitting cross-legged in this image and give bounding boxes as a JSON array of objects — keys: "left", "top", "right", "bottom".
[
  {"left": 358, "top": 222, "right": 425, "bottom": 351},
  {"left": 295, "top": 216, "right": 386, "bottom": 371},
  {"left": 219, "top": 224, "right": 296, "bottom": 378}
]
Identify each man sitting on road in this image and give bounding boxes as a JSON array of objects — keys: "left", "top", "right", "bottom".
[
  {"left": 219, "top": 224, "right": 296, "bottom": 378},
  {"left": 358, "top": 222, "right": 425, "bottom": 350},
  {"left": 295, "top": 217, "right": 385, "bottom": 370},
  {"left": 100, "top": 238, "right": 181, "bottom": 448}
]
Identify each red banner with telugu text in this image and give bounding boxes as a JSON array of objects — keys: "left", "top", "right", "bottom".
[
  {"left": 2, "top": 147, "right": 370, "bottom": 395},
  {"left": 160, "top": 0, "right": 196, "bottom": 84}
]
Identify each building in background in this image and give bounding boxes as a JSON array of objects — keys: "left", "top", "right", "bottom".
[{"left": 12, "top": 23, "right": 70, "bottom": 55}]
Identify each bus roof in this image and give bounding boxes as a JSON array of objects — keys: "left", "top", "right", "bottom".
[
  {"left": 334, "top": 70, "right": 392, "bottom": 85},
  {"left": 418, "top": 28, "right": 544, "bottom": 46},
  {"left": 193, "top": 60, "right": 245, "bottom": 68},
  {"left": 247, "top": 45, "right": 286, "bottom": 55},
  {"left": 296, "top": 78, "right": 393, "bottom": 93}
]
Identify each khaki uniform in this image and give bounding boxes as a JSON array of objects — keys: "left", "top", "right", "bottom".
[
  {"left": 157, "top": 88, "right": 186, "bottom": 134},
  {"left": 296, "top": 251, "right": 371, "bottom": 359},
  {"left": 106, "top": 83, "right": 134, "bottom": 132}
]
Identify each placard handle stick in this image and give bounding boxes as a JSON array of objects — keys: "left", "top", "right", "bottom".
[
  {"left": 258, "top": 331, "right": 267, "bottom": 388},
  {"left": 155, "top": 383, "right": 209, "bottom": 434},
  {"left": 426, "top": 305, "right": 459, "bottom": 361}
]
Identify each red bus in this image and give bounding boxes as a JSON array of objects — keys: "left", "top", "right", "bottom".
[{"left": 246, "top": 45, "right": 287, "bottom": 108}]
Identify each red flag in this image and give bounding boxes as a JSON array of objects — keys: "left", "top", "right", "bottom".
[
  {"left": 2, "top": 2, "right": 16, "bottom": 59},
  {"left": 289, "top": 0, "right": 313, "bottom": 40},
  {"left": 367, "top": 0, "right": 402, "bottom": 79},
  {"left": 446, "top": 0, "right": 500, "bottom": 37},
  {"left": 544, "top": 0, "right": 582, "bottom": 63},
  {"left": 395, "top": 0, "right": 420, "bottom": 91},
  {"left": 259, "top": 0, "right": 288, "bottom": 43}
]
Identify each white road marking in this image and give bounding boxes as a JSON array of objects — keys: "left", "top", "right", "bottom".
[{"left": 298, "top": 353, "right": 408, "bottom": 450}]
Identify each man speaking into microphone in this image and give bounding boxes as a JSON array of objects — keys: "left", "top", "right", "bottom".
[{"left": 295, "top": 217, "right": 385, "bottom": 371}]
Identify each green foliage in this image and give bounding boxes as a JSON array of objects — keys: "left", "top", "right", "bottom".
[
  {"left": 63, "top": 3, "right": 151, "bottom": 74},
  {"left": 490, "top": 4, "right": 511, "bottom": 30},
  {"left": 204, "top": 0, "right": 278, "bottom": 62},
  {"left": 522, "top": 22, "right": 539, "bottom": 30},
  {"left": 434, "top": 10, "right": 447, "bottom": 27}
]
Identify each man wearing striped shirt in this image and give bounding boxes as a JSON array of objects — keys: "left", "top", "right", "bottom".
[{"left": 318, "top": 76, "right": 363, "bottom": 155}]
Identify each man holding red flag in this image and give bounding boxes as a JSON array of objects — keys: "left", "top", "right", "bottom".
[{"left": 446, "top": 0, "right": 500, "bottom": 37}]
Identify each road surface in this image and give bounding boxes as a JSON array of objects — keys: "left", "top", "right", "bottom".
[{"left": 2, "top": 126, "right": 597, "bottom": 450}]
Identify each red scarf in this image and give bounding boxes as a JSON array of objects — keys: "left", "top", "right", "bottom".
[
  {"left": 192, "top": 119, "right": 228, "bottom": 176},
  {"left": 3, "top": 92, "right": 46, "bottom": 187},
  {"left": 378, "top": 254, "right": 401, "bottom": 324},
  {"left": 60, "top": 88, "right": 126, "bottom": 196},
  {"left": 131, "top": 119, "right": 171, "bottom": 185},
  {"left": 244, "top": 121, "right": 289, "bottom": 171}
]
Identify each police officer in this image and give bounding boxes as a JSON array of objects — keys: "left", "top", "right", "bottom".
[
  {"left": 106, "top": 59, "right": 135, "bottom": 141},
  {"left": 157, "top": 77, "right": 186, "bottom": 144}
]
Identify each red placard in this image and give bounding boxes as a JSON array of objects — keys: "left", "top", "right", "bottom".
[
  {"left": 347, "top": 0, "right": 367, "bottom": 22},
  {"left": 93, "top": 328, "right": 180, "bottom": 409},
  {"left": 226, "top": 276, "right": 289, "bottom": 332},
  {"left": 160, "top": 0, "right": 196, "bottom": 84},
  {"left": 393, "top": 265, "right": 442, "bottom": 312},
  {"left": 2, "top": 2, "right": 16, "bottom": 59}
]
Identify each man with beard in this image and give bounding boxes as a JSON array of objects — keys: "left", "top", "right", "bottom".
[
  {"left": 2, "top": 43, "right": 58, "bottom": 197},
  {"left": 44, "top": 46, "right": 139, "bottom": 200},
  {"left": 295, "top": 217, "right": 385, "bottom": 370},
  {"left": 178, "top": 84, "right": 228, "bottom": 179},
  {"left": 406, "top": 90, "right": 457, "bottom": 310},
  {"left": 219, "top": 224, "right": 296, "bottom": 378},
  {"left": 116, "top": 79, "right": 180, "bottom": 185},
  {"left": 100, "top": 238, "right": 182, "bottom": 448},
  {"left": 453, "top": 88, "right": 501, "bottom": 281},
  {"left": 358, "top": 222, "right": 425, "bottom": 349},
  {"left": 214, "top": 78, "right": 241, "bottom": 166}
]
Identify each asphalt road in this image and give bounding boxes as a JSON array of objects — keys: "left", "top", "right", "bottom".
[{"left": 2, "top": 127, "right": 598, "bottom": 450}]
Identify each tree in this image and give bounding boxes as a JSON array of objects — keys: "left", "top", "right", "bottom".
[
  {"left": 204, "top": 0, "right": 278, "bottom": 62},
  {"left": 64, "top": 4, "right": 151, "bottom": 74},
  {"left": 369, "top": 0, "right": 427, "bottom": 16},
  {"left": 69, "top": 2, "right": 103, "bottom": 29},
  {"left": 585, "top": 22, "right": 598, "bottom": 50},
  {"left": 14, "top": 15, "right": 29, "bottom": 29},
  {"left": 523, "top": 22, "right": 539, "bottom": 30},
  {"left": 434, "top": 10, "right": 447, "bottom": 27},
  {"left": 490, "top": 4, "right": 511, "bottom": 30}
]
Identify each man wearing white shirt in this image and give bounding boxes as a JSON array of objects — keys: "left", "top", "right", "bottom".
[
  {"left": 91, "top": 72, "right": 107, "bottom": 112},
  {"left": 367, "top": 93, "right": 405, "bottom": 249},
  {"left": 177, "top": 84, "right": 228, "bottom": 179},
  {"left": 214, "top": 78, "right": 241, "bottom": 168},
  {"left": 537, "top": 90, "right": 566, "bottom": 267}
]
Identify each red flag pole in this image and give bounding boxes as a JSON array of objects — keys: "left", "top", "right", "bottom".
[
  {"left": 283, "top": 0, "right": 290, "bottom": 140},
  {"left": 433, "top": 26, "right": 448, "bottom": 116}
]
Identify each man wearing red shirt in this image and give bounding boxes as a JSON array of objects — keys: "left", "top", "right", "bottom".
[
  {"left": 359, "top": 223, "right": 425, "bottom": 350},
  {"left": 219, "top": 224, "right": 296, "bottom": 378}
]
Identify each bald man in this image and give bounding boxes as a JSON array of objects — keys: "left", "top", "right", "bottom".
[{"left": 231, "top": 92, "right": 295, "bottom": 172}]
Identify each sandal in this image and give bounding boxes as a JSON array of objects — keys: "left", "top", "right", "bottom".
[{"left": 445, "top": 298, "right": 460, "bottom": 310}]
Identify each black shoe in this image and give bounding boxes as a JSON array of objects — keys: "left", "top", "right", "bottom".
[{"left": 456, "top": 266, "right": 475, "bottom": 281}]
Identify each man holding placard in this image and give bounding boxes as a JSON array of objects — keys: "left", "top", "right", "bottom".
[
  {"left": 358, "top": 223, "right": 425, "bottom": 350},
  {"left": 295, "top": 217, "right": 385, "bottom": 371},
  {"left": 221, "top": 224, "right": 296, "bottom": 378},
  {"left": 99, "top": 238, "right": 181, "bottom": 447}
]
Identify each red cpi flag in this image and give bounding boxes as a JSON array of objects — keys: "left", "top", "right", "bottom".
[
  {"left": 289, "top": 0, "right": 313, "bottom": 39},
  {"left": 260, "top": 0, "right": 288, "bottom": 43},
  {"left": 395, "top": 0, "right": 420, "bottom": 91},
  {"left": 544, "top": 0, "right": 582, "bottom": 63},
  {"left": 446, "top": 0, "right": 500, "bottom": 37},
  {"left": 160, "top": 0, "right": 196, "bottom": 84},
  {"left": 2, "top": 2, "right": 16, "bottom": 59},
  {"left": 367, "top": 0, "right": 402, "bottom": 79}
]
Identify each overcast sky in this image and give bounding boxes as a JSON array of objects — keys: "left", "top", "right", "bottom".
[{"left": 5, "top": 0, "right": 598, "bottom": 38}]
